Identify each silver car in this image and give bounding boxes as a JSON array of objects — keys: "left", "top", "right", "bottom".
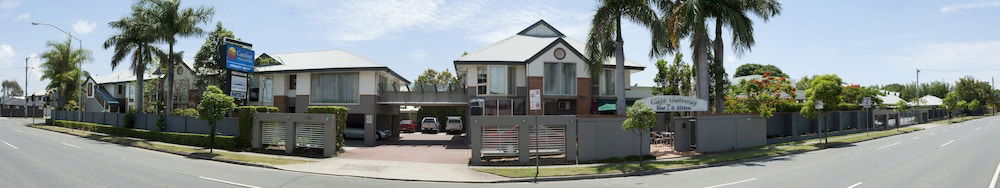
[
  {"left": 343, "top": 127, "right": 388, "bottom": 140},
  {"left": 445, "top": 116, "right": 463, "bottom": 134},
  {"left": 421, "top": 117, "right": 439, "bottom": 134}
]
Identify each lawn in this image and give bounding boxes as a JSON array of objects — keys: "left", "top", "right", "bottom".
[
  {"left": 474, "top": 127, "right": 922, "bottom": 178},
  {"left": 31, "top": 125, "right": 311, "bottom": 166}
]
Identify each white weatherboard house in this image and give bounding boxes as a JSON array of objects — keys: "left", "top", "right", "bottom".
[
  {"left": 454, "top": 20, "right": 645, "bottom": 116},
  {"left": 84, "top": 60, "right": 198, "bottom": 112},
  {"left": 250, "top": 50, "right": 410, "bottom": 146}
]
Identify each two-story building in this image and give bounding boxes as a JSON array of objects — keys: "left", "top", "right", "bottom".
[{"left": 454, "top": 20, "right": 645, "bottom": 116}]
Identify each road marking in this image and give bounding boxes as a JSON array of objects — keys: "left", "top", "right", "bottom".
[
  {"left": 940, "top": 140, "right": 955, "bottom": 147},
  {"left": 2, "top": 140, "right": 17, "bottom": 150},
  {"left": 990, "top": 161, "right": 999, "bottom": 188},
  {"left": 877, "top": 142, "right": 902, "bottom": 150},
  {"left": 198, "top": 176, "right": 261, "bottom": 188},
  {"left": 976, "top": 127, "right": 983, "bottom": 131},
  {"left": 60, "top": 142, "right": 82, "bottom": 149},
  {"left": 13, "top": 129, "right": 23, "bottom": 133},
  {"left": 930, "top": 132, "right": 936, "bottom": 135},
  {"left": 848, "top": 182, "right": 863, "bottom": 188},
  {"left": 913, "top": 137, "right": 919, "bottom": 140}
]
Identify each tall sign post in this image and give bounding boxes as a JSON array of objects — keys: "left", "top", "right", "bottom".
[
  {"left": 528, "top": 89, "right": 541, "bottom": 182},
  {"left": 219, "top": 38, "right": 254, "bottom": 105},
  {"left": 816, "top": 101, "right": 826, "bottom": 144},
  {"left": 862, "top": 97, "right": 872, "bottom": 137}
]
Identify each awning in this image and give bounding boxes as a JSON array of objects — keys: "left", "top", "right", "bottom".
[{"left": 597, "top": 104, "right": 616, "bottom": 111}]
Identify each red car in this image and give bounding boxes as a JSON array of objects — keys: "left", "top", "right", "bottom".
[{"left": 400, "top": 120, "right": 417, "bottom": 133}]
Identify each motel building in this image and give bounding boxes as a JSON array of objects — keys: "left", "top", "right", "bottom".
[{"left": 455, "top": 20, "right": 646, "bottom": 116}]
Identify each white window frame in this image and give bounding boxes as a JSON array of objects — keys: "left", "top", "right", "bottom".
[
  {"left": 543, "top": 62, "right": 577, "bottom": 96},
  {"left": 477, "top": 65, "right": 510, "bottom": 96}
]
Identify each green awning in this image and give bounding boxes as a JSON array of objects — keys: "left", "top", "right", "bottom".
[{"left": 597, "top": 104, "right": 616, "bottom": 111}]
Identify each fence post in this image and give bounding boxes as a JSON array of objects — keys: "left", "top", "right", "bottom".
[
  {"left": 518, "top": 118, "right": 530, "bottom": 163},
  {"left": 284, "top": 116, "right": 295, "bottom": 154}
]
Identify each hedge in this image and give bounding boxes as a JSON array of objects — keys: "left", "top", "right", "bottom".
[
  {"left": 52, "top": 120, "right": 236, "bottom": 149},
  {"left": 234, "top": 106, "right": 279, "bottom": 149},
  {"left": 306, "top": 106, "right": 349, "bottom": 151}
]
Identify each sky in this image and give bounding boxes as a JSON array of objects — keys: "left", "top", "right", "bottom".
[{"left": 2, "top": 0, "right": 1000, "bottom": 94}]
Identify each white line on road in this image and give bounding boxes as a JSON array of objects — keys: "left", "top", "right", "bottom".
[
  {"left": 976, "top": 127, "right": 983, "bottom": 131},
  {"left": 198, "top": 176, "right": 261, "bottom": 188},
  {"left": 2, "top": 140, "right": 17, "bottom": 150},
  {"left": 941, "top": 140, "right": 955, "bottom": 147},
  {"left": 60, "top": 142, "right": 82, "bottom": 149},
  {"left": 13, "top": 129, "right": 22, "bottom": 133},
  {"left": 848, "top": 182, "right": 863, "bottom": 188},
  {"left": 990, "top": 161, "right": 999, "bottom": 188},
  {"left": 877, "top": 142, "right": 902, "bottom": 150},
  {"left": 913, "top": 137, "right": 919, "bottom": 140}
]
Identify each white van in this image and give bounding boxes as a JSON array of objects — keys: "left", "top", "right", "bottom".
[{"left": 445, "top": 116, "right": 463, "bottom": 134}]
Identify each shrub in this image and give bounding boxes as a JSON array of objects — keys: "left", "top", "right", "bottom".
[
  {"left": 155, "top": 115, "right": 167, "bottom": 131},
  {"left": 837, "top": 103, "right": 861, "bottom": 111},
  {"left": 197, "top": 86, "right": 236, "bottom": 152},
  {"left": 124, "top": 108, "right": 137, "bottom": 129},
  {"left": 775, "top": 100, "right": 802, "bottom": 112},
  {"left": 172, "top": 108, "right": 199, "bottom": 118},
  {"left": 52, "top": 120, "right": 236, "bottom": 149},
  {"left": 234, "top": 106, "right": 279, "bottom": 149},
  {"left": 306, "top": 106, "right": 349, "bottom": 151}
]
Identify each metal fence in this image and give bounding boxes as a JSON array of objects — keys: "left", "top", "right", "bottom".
[{"left": 50, "top": 110, "right": 239, "bottom": 136}]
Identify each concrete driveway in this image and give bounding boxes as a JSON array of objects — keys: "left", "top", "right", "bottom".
[{"left": 340, "top": 133, "right": 470, "bottom": 164}]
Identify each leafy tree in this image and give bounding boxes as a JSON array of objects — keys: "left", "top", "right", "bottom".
[
  {"left": 967, "top": 100, "right": 981, "bottom": 112},
  {"left": 796, "top": 76, "right": 813, "bottom": 90},
  {"left": 725, "top": 72, "right": 794, "bottom": 118},
  {"left": 652, "top": 53, "right": 692, "bottom": 95},
  {"left": 197, "top": 85, "right": 235, "bottom": 153},
  {"left": 707, "top": 48, "right": 730, "bottom": 113},
  {"left": 657, "top": 0, "right": 782, "bottom": 114},
  {"left": 894, "top": 100, "right": 908, "bottom": 112},
  {"left": 800, "top": 75, "right": 843, "bottom": 118},
  {"left": 41, "top": 39, "right": 91, "bottom": 109},
  {"left": 139, "top": 0, "right": 215, "bottom": 115},
  {"left": 733, "top": 63, "right": 788, "bottom": 78},
  {"left": 623, "top": 102, "right": 655, "bottom": 167},
  {"left": 105, "top": 1, "right": 165, "bottom": 114},
  {"left": 953, "top": 76, "right": 993, "bottom": 106},
  {"left": 413, "top": 68, "right": 459, "bottom": 91},
  {"left": 194, "top": 22, "right": 236, "bottom": 90},
  {"left": 841, "top": 84, "right": 884, "bottom": 105},
  {"left": 587, "top": 0, "right": 657, "bottom": 115},
  {"left": 1, "top": 80, "right": 23, "bottom": 97},
  {"left": 921, "top": 81, "right": 951, "bottom": 99}
]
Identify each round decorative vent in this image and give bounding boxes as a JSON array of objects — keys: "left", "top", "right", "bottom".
[{"left": 554, "top": 48, "right": 566, "bottom": 60}]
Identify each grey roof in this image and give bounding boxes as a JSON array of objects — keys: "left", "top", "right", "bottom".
[
  {"left": 256, "top": 50, "right": 410, "bottom": 83},
  {"left": 455, "top": 20, "right": 644, "bottom": 69},
  {"left": 92, "top": 70, "right": 161, "bottom": 84}
]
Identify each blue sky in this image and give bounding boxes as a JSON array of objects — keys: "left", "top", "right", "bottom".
[{"left": 2, "top": 0, "right": 1000, "bottom": 94}]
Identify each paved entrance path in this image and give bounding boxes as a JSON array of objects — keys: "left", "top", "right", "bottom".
[{"left": 278, "top": 158, "right": 508, "bottom": 182}]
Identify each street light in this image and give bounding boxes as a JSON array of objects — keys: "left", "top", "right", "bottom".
[{"left": 31, "top": 22, "right": 85, "bottom": 119}]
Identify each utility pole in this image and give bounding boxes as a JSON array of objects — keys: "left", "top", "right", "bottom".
[
  {"left": 25, "top": 57, "right": 29, "bottom": 119},
  {"left": 915, "top": 69, "right": 920, "bottom": 106}
]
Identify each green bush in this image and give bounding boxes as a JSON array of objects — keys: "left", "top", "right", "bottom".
[
  {"left": 124, "top": 108, "right": 137, "bottom": 129},
  {"left": 306, "top": 106, "right": 349, "bottom": 151},
  {"left": 837, "top": 103, "right": 861, "bottom": 111},
  {"left": 155, "top": 115, "right": 167, "bottom": 131},
  {"left": 234, "top": 106, "right": 279, "bottom": 149},
  {"left": 775, "top": 100, "right": 802, "bottom": 112},
  {"left": 52, "top": 120, "right": 236, "bottom": 149},
  {"left": 172, "top": 108, "right": 199, "bottom": 118}
]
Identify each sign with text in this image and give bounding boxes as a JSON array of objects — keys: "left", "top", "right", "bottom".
[
  {"left": 230, "top": 73, "right": 248, "bottom": 99},
  {"left": 862, "top": 97, "right": 872, "bottom": 108},
  {"left": 529, "top": 89, "right": 541, "bottom": 111},
  {"left": 638, "top": 95, "right": 708, "bottom": 112},
  {"left": 224, "top": 43, "right": 254, "bottom": 72}
]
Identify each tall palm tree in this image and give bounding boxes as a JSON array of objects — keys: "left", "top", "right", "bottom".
[
  {"left": 40, "top": 39, "right": 92, "bottom": 109},
  {"left": 655, "top": 0, "right": 781, "bottom": 113},
  {"left": 586, "top": 0, "right": 659, "bottom": 115},
  {"left": 104, "top": 8, "right": 162, "bottom": 114},
  {"left": 137, "top": 0, "right": 214, "bottom": 114}
]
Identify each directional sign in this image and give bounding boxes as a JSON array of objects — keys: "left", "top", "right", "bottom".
[
  {"left": 638, "top": 95, "right": 709, "bottom": 112},
  {"left": 816, "top": 101, "right": 825, "bottom": 110},
  {"left": 862, "top": 97, "right": 872, "bottom": 108}
]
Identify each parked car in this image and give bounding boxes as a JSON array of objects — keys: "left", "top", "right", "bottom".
[
  {"left": 445, "top": 116, "right": 463, "bottom": 134},
  {"left": 343, "top": 127, "right": 389, "bottom": 140},
  {"left": 399, "top": 120, "right": 417, "bottom": 133},
  {"left": 421, "top": 117, "right": 439, "bottom": 134}
]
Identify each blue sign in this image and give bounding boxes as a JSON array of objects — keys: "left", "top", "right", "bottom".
[{"left": 225, "top": 43, "right": 254, "bottom": 72}]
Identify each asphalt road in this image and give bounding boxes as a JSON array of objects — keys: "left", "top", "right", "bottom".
[{"left": 1, "top": 117, "right": 998, "bottom": 188}]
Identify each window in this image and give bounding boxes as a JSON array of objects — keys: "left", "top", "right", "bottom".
[
  {"left": 544, "top": 63, "right": 576, "bottom": 95},
  {"left": 262, "top": 77, "right": 273, "bottom": 103},
  {"left": 87, "top": 83, "right": 93, "bottom": 96},
  {"left": 310, "top": 73, "right": 359, "bottom": 103},
  {"left": 488, "top": 66, "right": 508, "bottom": 94},
  {"left": 117, "top": 85, "right": 124, "bottom": 95},
  {"left": 289, "top": 75, "right": 297, "bottom": 90},
  {"left": 477, "top": 68, "right": 488, "bottom": 95},
  {"left": 604, "top": 69, "right": 614, "bottom": 95}
]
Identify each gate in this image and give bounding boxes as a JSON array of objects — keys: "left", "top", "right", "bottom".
[
  {"left": 252, "top": 113, "right": 339, "bottom": 157},
  {"left": 529, "top": 125, "right": 566, "bottom": 155},
  {"left": 481, "top": 125, "right": 519, "bottom": 157}
]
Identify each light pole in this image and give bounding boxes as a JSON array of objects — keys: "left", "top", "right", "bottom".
[{"left": 32, "top": 22, "right": 84, "bottom": 119}]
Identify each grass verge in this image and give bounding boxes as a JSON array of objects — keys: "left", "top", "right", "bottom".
[
  {"left": 926, "top": 115, "right": 986, "bottom": 125},
  {"left": 474, "top": 127, "right": 922, "bottom": 178},
  {"left": 30, "top": 124, "right": 310, "bottom": 166}
]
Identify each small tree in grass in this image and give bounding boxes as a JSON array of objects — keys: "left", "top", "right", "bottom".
[
  {"left": 623, "top": 102, "right": 655, "bottom": 169},
  {"left": 197, "top": 85, "right": 235, "bottom": 153}
]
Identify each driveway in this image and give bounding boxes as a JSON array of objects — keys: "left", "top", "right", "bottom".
[{"left": 340, "top": 133, "right": 470, "bottom": 164}]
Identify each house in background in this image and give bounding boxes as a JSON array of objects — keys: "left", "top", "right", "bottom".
[
  {"left": 454, "top": 20, "right": 645, "bottom": 116},
  {"left": 250, "top": 50, "right": 410, "bottom": 146},
  {"left": 84, "top": 60, "right": 198, "bottom": 112}
]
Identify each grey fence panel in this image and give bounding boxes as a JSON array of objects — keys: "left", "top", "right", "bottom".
[
  {"left": 165, "top": 115, "right": 186, "bottom": 132},
  {"left": 577, "top": 117, "right": 648, "bottom": 161},
  {"left": 837, "top": 112, "right": 851, "bottom": 130},
  {"left": 186, "top": 118, "right": 210, "bottom": 134},
  {"left": 695, "top": 115, "right": 767, "bottom": 153},
  {"left": 766, "top": 113, "right": 790, "bottom": 137},
  {"left": 218, "top": 117, "right": 240, "bottom": 136},
  {"left": 791, "top": 113, "right": 813, "bottom": 135}
]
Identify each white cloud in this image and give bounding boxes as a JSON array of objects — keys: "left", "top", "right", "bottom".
[
  {"left": 0, "top": 0, "right": 19, "bottom": 10},
  {"left": 0, "top": 44, "right": 15, "bottom": 67},
  {"left": 12, "top": 12, "right": 27, "bottom": 21},
  {"left": 72, "top": 20, "right": 97, "bottom": 35},
  {"left": 287, "top": 0, "right": 590, "bottom": 44},
  {"left": 885, "top": 41, "right": 1000, "bottom": 70},
  {"left": 940, "top": 1, "right": 1000, "bottom": 13},
  {"left": 406, "top": 50, "right": 429, "bottom": 63}
]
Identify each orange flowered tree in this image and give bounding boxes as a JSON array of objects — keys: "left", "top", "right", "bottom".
[{"left": 727, "top": 72, "right": 796, "bottom": 118}]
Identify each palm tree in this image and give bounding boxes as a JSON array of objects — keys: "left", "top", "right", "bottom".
[
  {"left": 104, "top": 8, "right": 162, "bottom": 114},
  {"left": 586, "top": 0, "right": 659, "bottom": 115},
  {"left": 656, "top": 0, "right": 781, "bottom": 113},
  {"left": 137, "top": 0, "right": 214, "bottom": 114},
  {"left": 40, "top": 39, "right": 92, "bottom": 109}
]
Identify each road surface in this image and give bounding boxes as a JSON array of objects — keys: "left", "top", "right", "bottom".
[{"left": 0, "top": 117, "right": 997, "bottom": 188}]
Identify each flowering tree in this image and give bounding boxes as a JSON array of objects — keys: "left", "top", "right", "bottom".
[{"left": 726, "top": 72, "right": 796, "bottom": 118}]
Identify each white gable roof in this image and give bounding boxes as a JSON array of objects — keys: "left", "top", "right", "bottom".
[
  {"left": 256, "top": 50, "right": 388, "bottom": 72},
  {"left": 93, "top": 70, "right": 161, "bottom": 84},
  {"left": 456, "top": 20, "right": 644, "bottom": 69},
  {"left": 910, "top": 95, "right": 943, "bottom": 106}
]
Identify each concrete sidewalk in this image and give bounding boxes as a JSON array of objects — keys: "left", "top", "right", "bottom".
[{"left": 278, "top": 158, "right": 509, "bottom": 182}]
